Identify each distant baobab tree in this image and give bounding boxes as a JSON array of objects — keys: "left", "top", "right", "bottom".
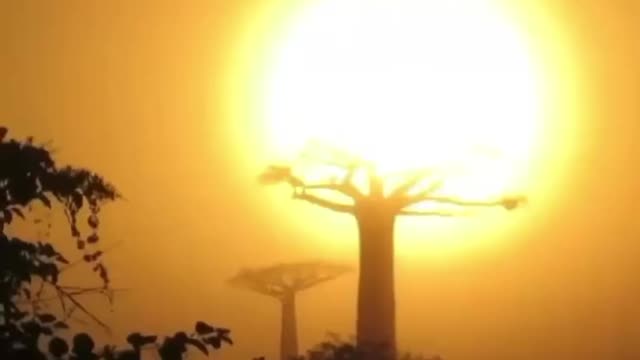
[
  {"left": 228, "top": 261, "right": 351, "bottom": 360},
  {"left": 259, "top": 144, "right": 526, "bottom": 360}
]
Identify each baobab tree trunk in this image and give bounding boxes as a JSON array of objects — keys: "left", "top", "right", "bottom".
[
  {"left": 280, "top": 290, "right": 299, "bottom": 360},
  {"left": 355, "top": 205, "right": 397, "bottom": 360}
]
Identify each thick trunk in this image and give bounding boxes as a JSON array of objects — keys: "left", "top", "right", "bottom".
[
  {"left": 355, "top": 205, "right": 396, "bottom": 360},
  {"left": 280, "top": 291, "right": 298, "bottom": 360}
]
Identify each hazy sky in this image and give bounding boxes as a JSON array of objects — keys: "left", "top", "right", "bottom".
[{"left": 2, "top": 1, "right": 640, "bottom": 359}]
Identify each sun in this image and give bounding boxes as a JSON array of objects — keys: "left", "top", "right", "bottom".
[
  {"left": 222, "top": 0, "right": 583, "bottom": 257},
  {"left": 257, "top": 0, "right": 543, "bottom": 200}
]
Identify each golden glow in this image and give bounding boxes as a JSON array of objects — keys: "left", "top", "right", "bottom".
[
  {"left": 261, "top": 0, "right": 542, "bottom": 200},
  {"left": 224, "top": 0, "right": 584, "bottom": 257}
]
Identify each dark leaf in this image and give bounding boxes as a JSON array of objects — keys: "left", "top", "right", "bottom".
[
  {"left": 55, "top": 254, "right": 69, "bottom": 264},
  {"left": 205, "top": 336, "right": 221, "bottom": 349},
  {"left": 77, "top": 240, "right": 85, "bottom": 250},
  {"left": 39, "top": 194, "right": 52, "bottom": 208},
  {"left": 127, "top": 332, "right": 157, "bottom": 347},
  {"left": 220, "top": 334, "right": 233, "bottom": 345},
  {"left": 14, "top": 310, "right": 29, "bottom": 321},
  {"left": 186, "top": 338, "right": 209, "bottom": 355},
  {"left": 40, "top": 327, "right": 53, "bottom": 336},
  {"left": 53, "top": 321, "right": 69, "bottom": 329},
  {"left": 2, "top": 210, "right": 12, "bottom": 224},
  {"left": 41, "top": 243, "right": 55, "bottom": 256},
  {"left": 195, "top": 321, "right": 215, "bottom": 335},
  {"left": 71, "top": 191, "right": 83, "bottom": 210},
  {"left": 49, "top": 337, "right": 69, "bottom": 357},
  {"left": 126, "top": 332, "right": 143, "bottom": 347},
  {"left": 21, "top": 321, "right": 41, "bottom": 335},
  {"left": 87, "top": 233, "right": 99, "bottom": 244},
  {"left": 37, "top": 313, "right": 57, "bottom": 323},
  {"left": 0, "top": 127, "right": 7, "bottom": 141},
  {"left": 71, "top": 225, "right": 80, "bottom": 238},
  {"left": 98, "top": 265, "right": 109, "bottom": 283},
  {"left": 87, "top": 214, "right": 99, "bottom": 229},
  {"left": 174, "top": 331, "right": 189, "bottom": 342}
]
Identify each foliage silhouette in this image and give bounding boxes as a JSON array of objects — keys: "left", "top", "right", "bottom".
[
  {"left": 229, "top": 261, "right": 351, "bottom": 360},
  {"left": 260, "top": 143, "right": 526, "bottom": 360},
  {"left": 263, "top": 333, "right": 443, "bottom": 360},
  {"left": 0, "top": 128, "right": 232, "bottom": 359},
  {"left": 0, "top": 127, "right": 120, "bottom": 358}
]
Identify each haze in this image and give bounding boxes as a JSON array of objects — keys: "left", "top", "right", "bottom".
[{"left": 2, "top": 1, "right": 640, "bottom": 359}]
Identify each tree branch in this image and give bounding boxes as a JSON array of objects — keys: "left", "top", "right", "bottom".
[
  {"left": 394, "top": 180, "right": 445, "bottom": 207},
  {"left": 398, "top": 209, "right": 463, "bottom": 217},
  {"left": 245, "top": 283, "right": 284, "bottom": 298},
  {"left": 228, "top": 272, "right": 286, "bottom": 299},
  {"left": 296, "top": 274, "right": 342, "bottom": 291},
  {"left": 52, "top": 284, "right": 111, "bottom": 332},
  {"left": 303, "top": 183, "right": 362, "bottom": 200},
  {"left": 19, "top": 286, "right": 129, "bottom": 305},
  {"left": 388, "top": 170, "right": 436, "bottom": 199},
  {"left": 293, "top": 192, "right": 354, "bottom": 214},
  {"left": 260, "top": 165, "right": 363, "bottom": 200},
  {"left": 405, "top": 195, "right": 526, "bottom": 210}
]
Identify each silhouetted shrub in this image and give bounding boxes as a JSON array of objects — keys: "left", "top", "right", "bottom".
[
  {"left": 290, "top": 333, "right": 442, "bottom": 360},
  {"left": 0, "top": 128, "right": 232, "bottom": 359}
]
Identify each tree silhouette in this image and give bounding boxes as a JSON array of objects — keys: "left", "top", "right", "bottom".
[
  {"left": 229, "top": 261, "right": 351, "bottom": 360},
  {"left": 302, "top": 333, "right": 443, "bottom": 360},
  {"left": 259, "top": 144, "right": 526, "bottom": 360},
  {"left": 0, "top": 127, "right": 120, "bottom": 349},
  {"left": 0, "top": 128, "right": 232, "bottom": 359}
]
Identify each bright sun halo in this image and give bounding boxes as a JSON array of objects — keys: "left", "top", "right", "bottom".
[{"left": 259, "top": 0, "right": 544, "bottom": 199}]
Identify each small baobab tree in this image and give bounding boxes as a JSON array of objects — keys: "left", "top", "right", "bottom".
[
  {"left": 228, "top": 261, "right": 351, "bottom": 360},
  {"left": 259, "top": 144, "right": 526, "bottom": 360}
]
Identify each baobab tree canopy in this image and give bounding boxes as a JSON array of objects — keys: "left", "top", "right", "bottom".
[
  {"left": 228, "top": 261, "right": 352, "bottom": 298},
  {"left": 259, "top": 143, "right": 526, "bottom": 217}
]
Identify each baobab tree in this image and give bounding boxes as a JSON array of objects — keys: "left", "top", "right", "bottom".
[
  {"left": 259, "top": 145, "right": 526, "bottom": 360},
  {"left": 228, "top": 261, "right": 351, "bottom": 360}
]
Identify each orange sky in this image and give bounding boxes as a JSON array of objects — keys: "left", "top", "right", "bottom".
[{"left": 2, "top": 1, "right": 640, "bottom": 359}]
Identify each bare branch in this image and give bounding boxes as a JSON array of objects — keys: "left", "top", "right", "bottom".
[
  {"left": 293, "top": 192, "right": 354, "bottom": 214},
  {"left": 53, "top": 284, "right": 111, "bottom": 332},
  {"left": 296, "top": 274, "right": 343, "bottom": 291},
  {"left": 59, "top": 240, "right": 124, "bottom": 274},
  {"left": 303, "top": 182, "right": 362, "bottom": 200},
  {"left": 398, "top": 209, "right": 463, "bottom": 217},
  {"left": 405, "top": 195, "right": 526, "bottom": 210},
  {"left": 19, "top": 287, "right": 129, "bottom": 305},
  {"left": 388, "top": 170, "right": 436, "bottom": 199},
  {"left": 297, "top": 143, "right": 367, "bottom": 198},
  {"left": 261, "top": 164, "right": 363, "bottom": 200},
  {"left": 396, "top": 180, "right": 445, "bottom": 209},
  {"left": 230, "top": 261, "right": 351, "bottom": 298},
  {"left": 228, "top": 269, "right": 287, "bottom": 298},
  {"left": 243, "top": 283, "right": 285, "bottom": 298}
]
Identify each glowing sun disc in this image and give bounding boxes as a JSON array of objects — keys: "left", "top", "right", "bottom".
[{"left": 259, "top": 0, "right": 544, "bottom": 199}]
